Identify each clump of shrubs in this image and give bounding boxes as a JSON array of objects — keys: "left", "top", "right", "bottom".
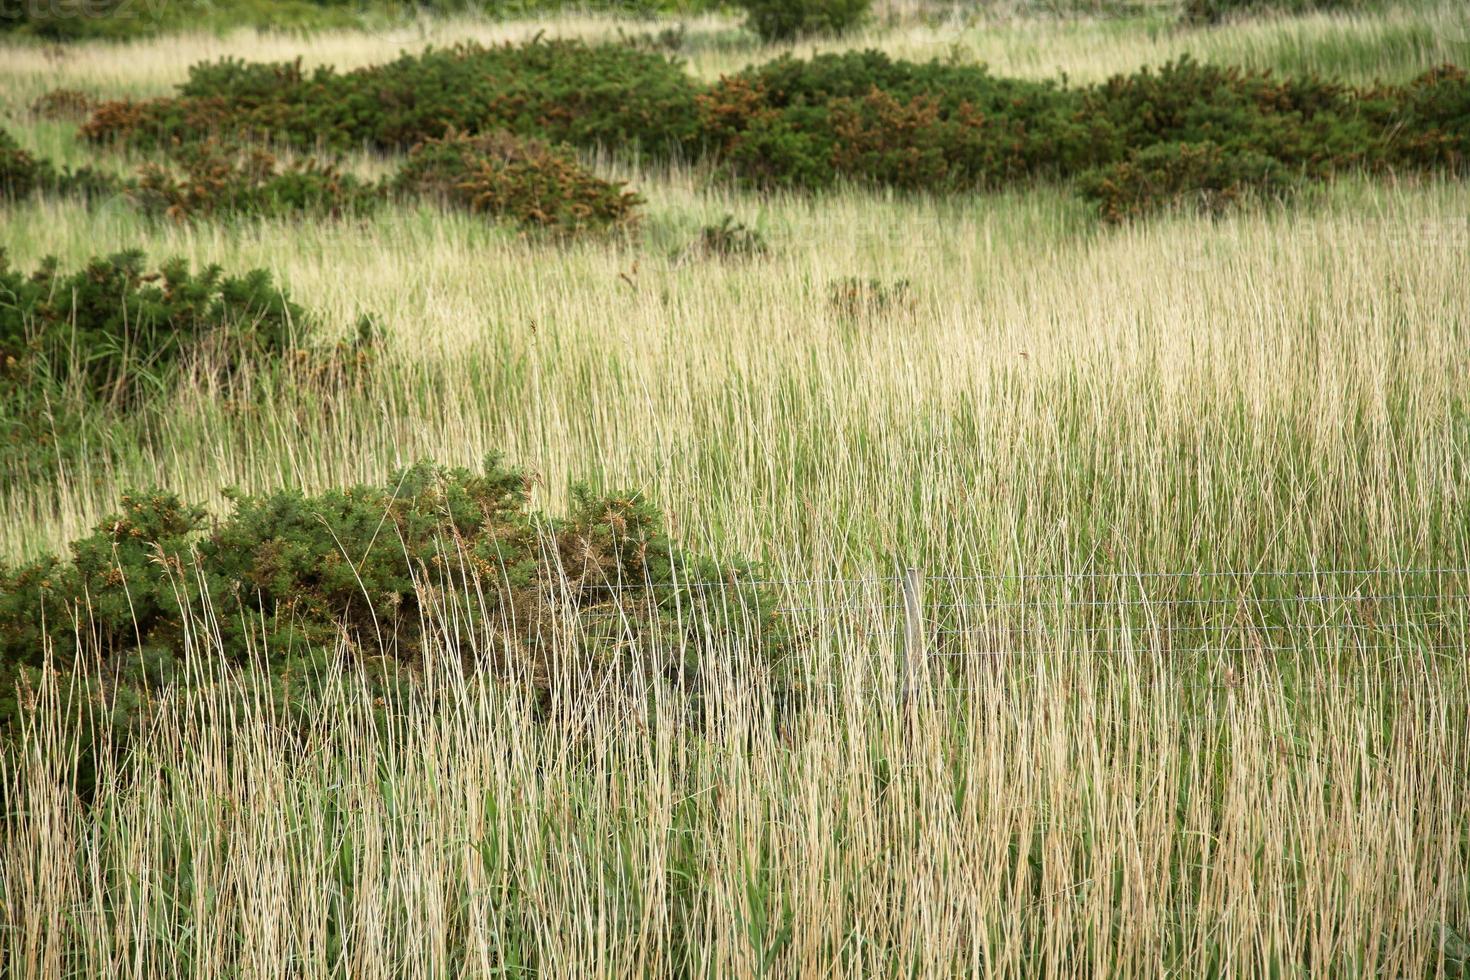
[
  {"left": 0, "top": 249, "right": 302, "bottom": 403},
  {"left": 1077, "top": 141, "right": 1292, "bottom": 221},
  {"left": 130, "top": 142, "right": 382, "bottom": 221},
  {"left": 8, "top": 127, "right": 637, "bottom": 232},
  {"left": 393, "top": 131, "right": 641, "bottom": 231},
  {"left": 82, "top": 40, "right": 704, "bottom": 158},
  {"left": 1, "top": 128, "right": 123, "bottom": 201},
  {"left": 0, "top": 458, "right": 780, "bottom": 780},
  {"left": 696, "top": 51, "right": 1104, "bottom": 190},
  {"left": 699, "top": 52, "right": 1470, "bottom": 217},
  {"left": 736, "top": 0, "right": 870, "bottom": 42},
  {"left": 0, "top": 129, "right": 50, "bottom": 198},
  {"left": 0, "top": 250, "right": 308, "bottom": 488},
  {"left": 61, "top": 42, "right": 1470, "bottom": 222}
]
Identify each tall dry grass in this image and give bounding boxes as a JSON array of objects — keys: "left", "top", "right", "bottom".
[
  {"left": 1, "top": 7, "right": 1468, "bottom": 976},
  {"left": 4, "top": 590, "right": 1466, "bottom": 978}
]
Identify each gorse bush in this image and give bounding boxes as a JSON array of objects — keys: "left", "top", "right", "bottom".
[
  {"left": 695, "top": 51, "right": 1102, "bottom": 190},
  {"left": 0, "top": 129, "right": 49, "bottom": 198},
  {"left": 393, "top": 131, "right": 641, "bottom": 230},
  {"left": 1078, "top": 141, "right": 1294, "bottom": 221},
  {"left": 0, "top": 250, "right": 307, "bottom": 488},
  {"left": 60, "top": 42, "right": 1470, "bottom": 220},
  {"left": 83, "top": 40, "right": 703, "bottom": 158},
  {"left": 14, "top": 128, "right": 635, "bottom": 231},
  {"left": 131, "top": 142, "right": 382, "bottom": 221},
  {"left": 700, "top": 52, "right": 1470, "bottom": 213},
  {"left": 0, "top": 249, "right": 303, "bottom": 402},
  {"left": 0, "top": 457, "right": 781, "bottom": 784},
  {"left": 736, "top": 0, "right": 870, "bottom": 42},
  {"left": 1, "top": 128, "right": 123, "bottom": 201}
]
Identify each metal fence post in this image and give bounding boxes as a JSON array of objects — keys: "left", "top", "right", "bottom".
[{"left": 899, "top": 565, "right": 925, "bottom": 699}]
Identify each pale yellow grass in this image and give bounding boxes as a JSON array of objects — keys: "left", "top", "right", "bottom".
[
  {"left": 2, "top": 175, "right": 1467, "bottom": 576},
  {"left": 4, "top": 625, "right": 1464, "bottom": 978}
]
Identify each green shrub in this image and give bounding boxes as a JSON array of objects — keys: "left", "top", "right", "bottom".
[
  {"left": 1077, "top": 140, "right": 1293, "bottom": 222},
  {"left": 696, "top": 51, "right": 1105, "bottom": 189},
  {"left": 1360, "top": 64, "right": 1470, "bottom": 171},
  {"left": 68, "top": 43, "right": 1470, "bottom": 218},
  {"left": 130, "top": 142, "right": 382, "bottom": 221},
  {"left": 736, "top": 0, "right": 870, "bottom": 42},
  {"left": 83, "top": 40, "right": 703, "bottom": 158},
  {"left": 2, "top": 128, "right": 124, "bottom": 201},
  {"left": 0, "top": 458, "right": 782, "bottom": 778},
  {"left": 0, "top": 128, "right": 54, "bottom": 198},
  {"left": 0, "top": 249, "right": 304, "bottom": 402},
  {"left": 0, "top": 250, "right": 307, "bottom": 488},
  {"left": 0, "top": 0, "right": 167, "bottom": 38},
  {"left": 392, "top": 130, "right": 641, "bottom": 231}
]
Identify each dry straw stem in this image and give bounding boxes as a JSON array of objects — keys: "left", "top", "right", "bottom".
[
  {"left": 2, "top": 5, "right": 1469, "bottom": 977},
  {"left": 2, "top": 613, "right": 1465, "bottom": 978}
]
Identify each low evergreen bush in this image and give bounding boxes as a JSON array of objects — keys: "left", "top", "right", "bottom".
[
  {"left": 1077, "top": 141, "right": 1293, "bottom": 222},
  {"left": 82, "top": 40, "right": 704, "bottom": 158},
  {"left": 130, "top": 143, "right": 382, "bottom": 221},
  {"left": 392, "top": 131, "right": 641, "bottom": 230},
  {"left": 736, "top": 0, "right": 870, "bottom": 42},
  {"left": 0, "top": 250, "right": 308, "bottom": 488},
  {"left": 60, "top": 42, "right": 1470, "bottom": 221},
  {"left": 0, "top": 458, "right": 782, "bottom": 789}
]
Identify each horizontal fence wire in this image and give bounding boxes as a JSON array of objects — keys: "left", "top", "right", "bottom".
[{"left": 558, "top": 566, "right": 1470, "bottom": 664}]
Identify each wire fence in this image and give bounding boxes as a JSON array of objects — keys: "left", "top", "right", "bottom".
[{"left": 591, "top": 565, "right": 1470, "bottom": 666}]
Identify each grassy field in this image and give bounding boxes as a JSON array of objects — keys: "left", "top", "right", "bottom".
[{"left": 2, "top": 2, "right": 1469, "bottom": 977}]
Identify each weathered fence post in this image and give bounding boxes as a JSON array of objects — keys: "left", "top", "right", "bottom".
[{"left": 899, "top": 565, "right": 925, "bottom": 699}]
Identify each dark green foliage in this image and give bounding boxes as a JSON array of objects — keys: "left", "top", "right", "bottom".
[
  {"left": 0, "top": 250, "right": 307, "bottom": 488},
  {"left": 130, "top": 142, "right": 382, "bottom": 220},
  {"left": 1, "top": 128, "right": 124, "bottom": 200},
  {"left": 0, "top": 128, "right": 51, "bottom": 198},
  {"left": 9, "top": 128, "right": 636, "bottom": 231},
  {"left": 696, "top": 50, "right": 1099, "bottom": 190},
  {"left": 0, "top": 0, "right": 166, "bottom": 39},
  {"left": 1077, "top": 141, "right": 1293, "bottom": 222},
  {"left": 0, "top": 458, "right": 781, "bottom": 764},
  {"left": 736, "top": 0, "right": 870, "bottom": 42},
  {"left": 58, "top": 41, "right": 1470, "bottom": 220},
  {"left": 699, "top": 52, "right": 1470, "bottom": 216},
  {"left": 0, "top": 249, "right": 303, "bottom": 400},
  {"left": 392, "top": 130, "right": 641, "bottom": 230},
  {"left": 83, "top": 40, "right": 704, "bottom": 159}
]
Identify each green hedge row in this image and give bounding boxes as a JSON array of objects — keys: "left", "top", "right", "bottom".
[
  {"left": 86, "top": 41, "right": 702, "bottom": 157},
  {"left": 76, "top": 41, "right": 1470, "bottom": 219}
]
